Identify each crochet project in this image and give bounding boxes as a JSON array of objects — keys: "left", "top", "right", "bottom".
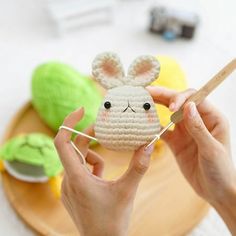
[
  {"left": 0, "top": 133, "right": 63, "bottom": 182},
  {"left": 92, "top": 52, "right": 161, "bottom": 151}
]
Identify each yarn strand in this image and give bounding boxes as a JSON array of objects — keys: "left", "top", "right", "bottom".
[{"left": 59, "top": 125, "right": 97, "bottom": 141}]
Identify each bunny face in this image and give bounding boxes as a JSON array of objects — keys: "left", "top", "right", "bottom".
[{"left": 92, "top": 52, "right": 161, "bottom": 151}]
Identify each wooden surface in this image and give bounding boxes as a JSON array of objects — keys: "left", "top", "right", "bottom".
[{"left": 1, "top": 102, "right": 209, "bottom": 236}]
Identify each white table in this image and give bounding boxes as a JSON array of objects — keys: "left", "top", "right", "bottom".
[{"left": 0, "top": 0, "right": 235, "bottom": 235}]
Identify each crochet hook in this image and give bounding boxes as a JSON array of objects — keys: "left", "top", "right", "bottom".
[{"left": 146, "top": 58, "right": 236, "bottom": 148}]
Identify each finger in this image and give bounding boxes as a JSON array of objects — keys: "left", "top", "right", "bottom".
[
  {"left": 61, "top": 175, "right": 69, "bottom": 197},
  {"left": 74, "top": 125, "right": 95, "bottom": 156},
  {"left": 86, "top": 150, "right": 104, "bottom": 177},
  {"left": 159, "top": 86, "right": 227, "bottom": 140},
  {"left": 196, "top": 99, "right": 222, "bottom": 118},
  {"left": 160, "top": 128, "right": 174, "bottom": 142},
  {"left": 169, "top": 88, "right": 196, "bottom": 112},
  {"left": 159, "top": 124, "right": 174, "bottom": 141},
  {"left": 183, "top": 102, "right": 217, "bottom": 151},
  {"left": 118, "top": 145, "right": 154, "bottom": 189},
  {"left": 55, "top": 143, "right": 83, "bottom": 174},
  {"left": 55, "top": 108, "right": 84, "bottom": 143},
  {"left": 196, "top": 100, "right": 230, "bottom": 144},
  {"left": 171, "top": 96, "right": 227, "bottom": 140},
  {"left": 147, "top": 86, "right": 177, "bottom": 107},
  {"left": 54, "top": 108, "right": 86, "bottom": 176},
  {"left": 183, "top": 98, "right": 229, "bottom": 139},
  {"left": 168, "top": 88, "right": 225, "bottom": 125}
]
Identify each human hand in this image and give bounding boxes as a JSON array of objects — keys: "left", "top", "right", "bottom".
[
  {"left": 148, "top": 86, "right": 236, "bottom": 203},
  {"left": 148, "top": 86, "right": 236, "bottom": 234},
  {"left": 54, "top": 108, "right": 154, "bottom": 236}
]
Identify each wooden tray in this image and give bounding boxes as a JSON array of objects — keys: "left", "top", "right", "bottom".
[{"left": 1, "top": 102, "right": 209, "bottom": 236}]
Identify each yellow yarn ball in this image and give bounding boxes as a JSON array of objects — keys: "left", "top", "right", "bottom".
[
  {"left": 49, "top": 175, "right": 63, "bottom": 199},
  {"left": 0, "top": 160, "right": 4, "bottom": 172},
  {"left": 152, "top": 56, "right": 188, "bottom": 129}
]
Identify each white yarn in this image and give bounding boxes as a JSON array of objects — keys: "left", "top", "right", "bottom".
[
  {"left": 95, "top": 85, "right": 161, "bottom": 151},
  {"left": 70, "top": 141, "right": 86, "bottom": 165},
  {"left": 59, "top": 126, "right": 95, "bottom": 165},
  {"left": 92, "top": 52, "right": 161, "bottom": 151},
  {"left": 92, "top": 52, "right": 125, "bottom": 89},
  {"left": 92, "top": 52, "right": 160, "bottom": 89},
  {"left": 59, "top": 125, "right": 97, "bottom": 141},
  {"left": 127, "top": 55, "right": 160, "bottom": 87}
]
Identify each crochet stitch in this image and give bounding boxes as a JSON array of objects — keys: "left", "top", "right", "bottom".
[{"left": 93, "top": 52, "right": 161, "bottom": 151}]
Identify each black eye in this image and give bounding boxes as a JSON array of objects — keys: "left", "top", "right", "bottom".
[
  {"left": 104, "top": 101, "right": 111, "bottom": 109},
  {"left": 143, "top": 103, "right": 151, "bottom": 110}
]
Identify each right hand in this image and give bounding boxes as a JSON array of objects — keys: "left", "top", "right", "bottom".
[{"left": 148, "top": 86, "right": 236, "bottom": 205}]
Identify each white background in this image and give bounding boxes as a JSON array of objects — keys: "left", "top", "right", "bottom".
[{"left": 0, "top": 0, "right": 235, "bottom": 235}]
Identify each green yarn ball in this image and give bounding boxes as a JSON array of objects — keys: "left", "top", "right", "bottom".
[
  {"left": 0, "top": 133, "right": 63, "bottom": 177},
  {"left": 32, "top": 62, "right": 102, "bottom": 132}
]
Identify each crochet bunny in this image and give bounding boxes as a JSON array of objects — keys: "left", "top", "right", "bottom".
[{"left": 92, "top": 52, "right": 161, "bottom": 151}]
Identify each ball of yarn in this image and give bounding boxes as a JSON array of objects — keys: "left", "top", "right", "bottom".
[
  {"left": 32, "top": 62, "right": 102, "bottom": 132},
  {"left": 152, "top": 56, "right": 188, "bottom": 129}
]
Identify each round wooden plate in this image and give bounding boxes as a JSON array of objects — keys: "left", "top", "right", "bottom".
[{"left": 1, "top": 102, "right": 209, "bottom": 236}]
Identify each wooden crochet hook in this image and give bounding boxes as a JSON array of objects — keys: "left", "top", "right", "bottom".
[{"left": 146, "top": 58, "right": 236, "bottom": 148}]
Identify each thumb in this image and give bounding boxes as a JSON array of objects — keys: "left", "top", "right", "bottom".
[
  {"left": 183, "top": 102, "right": 215, "bottom": 149},
  {"left": 119, "top": 144, "right": 154, "bottom": 189}
]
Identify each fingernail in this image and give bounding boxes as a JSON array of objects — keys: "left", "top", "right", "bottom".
[
  {"left": 146, "top": 86, "right": 154, "bottom": 90},
  {"left": 169, "top": 103, "right": 175, "bottom": 111},
  {"left": 146, "top": 86, "right": 155, "bottom": 93},
  {"left": 188, "top": 102, "right": 197, "bottom": 118},
  {"left": 139, "top": 145, "right": 154, "bottom": 166},
  {"left": 144, "top": 144, "right": 154, "bottom": 156}
]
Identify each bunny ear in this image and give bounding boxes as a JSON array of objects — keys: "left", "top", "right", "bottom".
[
  {"left": 127, "top": 55, "right": 160, "bottom": 87},
  {"left": 92, "top": 52, "right": 125, "bottom": 89}
]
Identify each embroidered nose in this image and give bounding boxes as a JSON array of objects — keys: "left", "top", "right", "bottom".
[{"left": 123, "top": 101, "right": 136, "bottom": 113}]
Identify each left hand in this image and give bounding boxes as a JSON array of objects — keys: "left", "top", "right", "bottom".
[
  {"left": 147, "top": 86, "right": 236, "bottom": 234},
  {"left": 147, "top": 86, "right": 235, "bottom": 203},
  {"left": 54, "top": 108, "right": 154, "bottom": 236}
]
